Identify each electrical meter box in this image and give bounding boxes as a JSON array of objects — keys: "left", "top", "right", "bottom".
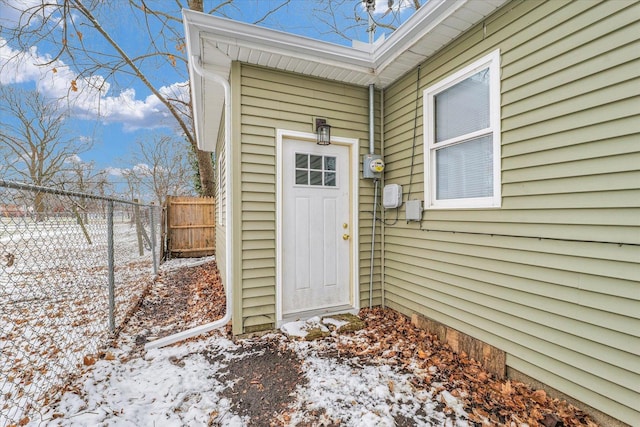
[
  {"left": 383, "top": 184, "right": 403, "bottom": 209},
  {"left": 363, "top": 154, "right": 384, "bottom": 179}
]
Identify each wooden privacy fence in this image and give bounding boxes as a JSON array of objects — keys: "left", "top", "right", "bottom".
[{"left": 163, "top": 196, "right": 215, "bottom": 259}]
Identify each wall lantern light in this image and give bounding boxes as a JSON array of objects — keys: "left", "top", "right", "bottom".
[{"left": 315, "top": 118, "right": 331, "bottom": 145}]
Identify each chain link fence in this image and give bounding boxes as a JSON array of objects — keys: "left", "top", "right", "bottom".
[{"left": 0, "top": 180, "right": 161, "bottom": 427}]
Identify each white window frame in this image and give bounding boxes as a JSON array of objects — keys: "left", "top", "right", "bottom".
[
  {"left": 423, "top": 49, "right": 501, "bottom": 209},
  {"left": 217, "top": 151, "right": 223, "bottom": 225}
]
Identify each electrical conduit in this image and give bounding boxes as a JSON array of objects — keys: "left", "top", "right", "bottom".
[{"left": 368, "top": 83, "right": 376, "bottom": 308}]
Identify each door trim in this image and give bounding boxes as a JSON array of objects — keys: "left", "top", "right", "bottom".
[{"left": 275, "top": 129, "right": 360, "bottom": 325}]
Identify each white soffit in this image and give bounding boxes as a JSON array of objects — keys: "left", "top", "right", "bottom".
[
  {"left": 183, "top": 0, "right": 509, "bottom": 150},
  {"left": 183, "top": 0, "right": 509, "bottom": 89}
]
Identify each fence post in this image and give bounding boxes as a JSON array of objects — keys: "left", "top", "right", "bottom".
[
  {"left": 133, "top": 198, "right": 144, "bottom": 256},
  {"left": 107, "top": 200, "right": 115, "bottom": 333},
  {"left": 150, "top": 204, "right": 158, "bottom": 275}
]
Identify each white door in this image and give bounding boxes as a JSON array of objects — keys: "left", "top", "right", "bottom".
[{"left": 282, "top": 138, "right": 351, "bottom": 317}]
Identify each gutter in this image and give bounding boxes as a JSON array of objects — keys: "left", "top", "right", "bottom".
[
  {"left": 182, "top": 9, "right": 374, "bottom": 75},
  {"left": 144, "top": 53, "right": 233, "bottom": 350}
]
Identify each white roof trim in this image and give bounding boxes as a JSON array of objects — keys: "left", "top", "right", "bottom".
[
  {"left": 183, "top": 0, "right": 509, "bottom": 149},
  {"left": 373, "top": 0, "right": 467, "bottom": 73},
  {"left": 183, "top": 0, "right": 508, "bottom": 88}
]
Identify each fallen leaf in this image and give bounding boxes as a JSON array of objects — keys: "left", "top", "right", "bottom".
[
  {"left": 542, "top": 413, "right": 563, "bottom": 427},
  {"left": 532, "top": 389, "right": 547, "bottom": 404}
]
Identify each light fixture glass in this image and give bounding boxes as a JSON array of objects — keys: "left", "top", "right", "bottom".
[{"left": 315, "top": 118, "right": 331, "bottom": 145}]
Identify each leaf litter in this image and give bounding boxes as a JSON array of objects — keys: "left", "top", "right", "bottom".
[{"left": 28, "top": 258, "right": 598, "bottom": 427}]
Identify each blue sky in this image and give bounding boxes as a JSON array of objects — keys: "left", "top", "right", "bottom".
[{"left": 0, "top": 0, "right": 418, "bottom": 191}]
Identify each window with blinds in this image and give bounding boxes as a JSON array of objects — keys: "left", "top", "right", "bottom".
[{"left": 423, "top": 50, "right": 501, "bottom": 209}]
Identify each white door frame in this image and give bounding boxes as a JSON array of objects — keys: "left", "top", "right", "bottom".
[{"left": 275, "top": 129, "right": 360, "bottom": 325}]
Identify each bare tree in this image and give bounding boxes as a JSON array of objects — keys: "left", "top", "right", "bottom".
[
  {"left": 127, "top": 133, "right": 195, "bottom": 206},
  {"left": 121, "top": 168, "right": 143, "bottom": 202},
  {"left": 0, "top": 86, "right": 90, "bottom": 218},
  {"left": 1, "top": 0, "right": 421, "bottom": 199},
  {"left": 62, "top": 157, "right": 112, "bottom": 221},
  {"left": 304, "top": 0, "right": 422, "bottom": 43},
  {"left": 1, "top": 0, "right": 225, "bottom": 197}
]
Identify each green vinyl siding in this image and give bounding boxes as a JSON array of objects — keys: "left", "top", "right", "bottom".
[
  {"left": 237, "top": 64, "right": 381, "bottom": 330},
  {"left": 214, "top": 106, "right": 227, "bottom": 288},
  {"left": 381, "top": 0, "right": 639, "bottom": 424}
]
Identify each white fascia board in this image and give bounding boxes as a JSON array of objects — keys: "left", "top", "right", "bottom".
[
  {"left": 184, "top": 0, "right": 510, "bottom": 95},
  {"left": 183, "top": 11, "right": 206, "bottom": 151},
  {"left": 183, "top": 9, "right": 374, "bottom": 76},
  {"left": 372, "top": 0, "right": 466, "bottom": 71},
  {"left": 184, "top": 11, "right": 232, "bottom": 152}
]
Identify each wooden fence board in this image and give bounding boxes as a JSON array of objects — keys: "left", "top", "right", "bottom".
[{"left": 164, "top": 196, "right": 215, "bottom": 258}]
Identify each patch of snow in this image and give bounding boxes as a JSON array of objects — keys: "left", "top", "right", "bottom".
[
  {"left": 30, "top": 328, "right": 473, "bottom": 427},
  {"left": 31, "top": 333, "right": 244, "bottom": 427},
  {"left": 440, "top": 390, "right": 470, "bottom": 423},
  {"left": 280, "top": 316, "right": 328, "bottom": 338},
  {"left": 161, "top": 255, "right": 215, "bottom": 272},
  {"left": 322, "top": 316, "right": 350, "bottom": 330}
]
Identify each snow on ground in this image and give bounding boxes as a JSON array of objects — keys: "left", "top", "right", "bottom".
[
  {"left": 34, "top": 335, "right": 243, "bottom": 427},
  {"left": 1, "top": 215, "right": 158, "bottom": 426},
  {"left": 280, "top": 316, "right": 329, "bottom": 338},
  {"left": 30, "top": 328, "right": 470, "bottom": 427},
  {"left": 19, "top": 256, "right": 598, "bottom": 427},
  {"left": 160, "top": 255, "right": 215, "bottom": 272}
]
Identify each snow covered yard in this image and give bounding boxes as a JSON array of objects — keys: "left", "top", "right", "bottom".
[
  {"left": 1, "top": 215, "right": 158, "bottom": 427},
  {"left": 25, "top": 257, "right": 598, "bottom": 427},
  {"left": 30, "top": 327, "right": 465, "bottom": 426}
]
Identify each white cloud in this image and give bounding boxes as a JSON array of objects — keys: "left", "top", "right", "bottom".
[
  {"left": 0, "top": 38, "right": 189, "bottom": 132},
  {"left": 106, "top": 167, "right": 124, "bottom": 177},
  {"left": 132, "top": 163, "right": 152, "bottom": 175},
  {"left": 64, "top": 154, "right": 83, "bottom": 164},
  {"left": 0, "top": 0, "right": 48, "bottom": 28},
  {"left": 0, "top": 43, "right": 47, "bottom": 85},
  {"left": 361, "top": 0, "right": 415, "bottom": 16}
]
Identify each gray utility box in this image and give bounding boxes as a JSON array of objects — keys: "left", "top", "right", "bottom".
[
  {"left": 363, "top": 153, "right": 383, "bottom": 179},
  {"left": 405, "top": 200, "right": 423, "bottom": 221}
]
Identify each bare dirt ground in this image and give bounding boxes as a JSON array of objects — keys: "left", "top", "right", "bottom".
[
  {"left": 101, "top": 258, "right": 597, "bottom": 427},
  {"left": 118, "top": 259, "right": 227, "bottom": 358}
]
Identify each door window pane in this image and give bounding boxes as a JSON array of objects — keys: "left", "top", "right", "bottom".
[
  {"left": 324, "top": 172, "right": 336, "bottom": 187},
  {"left": 325, "top": 156, "right": 336, "bottom": 171},
  {"left": 310, "top": 171, "right": 323, "bottom": 186},
  {"left": 310, "top": 155, "right": 323, "bottom": 170},
  {"left": 296, "top": 153, "right": 308, "bottom": 169},
  {"left": 295, "top": 153, "right": 338, "bottom": 188},
  {"left": 296, "top": 169, "right": 308, "bottom": 185}
]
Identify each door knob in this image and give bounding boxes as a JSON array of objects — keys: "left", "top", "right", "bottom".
[{"left": 343, "top": 234, "right": 350, "bottom": 240}]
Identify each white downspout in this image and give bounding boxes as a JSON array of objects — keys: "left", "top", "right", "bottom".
[{"left": 145, "top": 56, "right": 233, "bottom": 351}]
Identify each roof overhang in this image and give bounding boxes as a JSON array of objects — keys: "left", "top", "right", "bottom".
[{"left": 183, "top": 0, "right": 509, "bottom": 151}]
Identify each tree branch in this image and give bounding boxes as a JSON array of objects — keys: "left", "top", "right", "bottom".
[{"left": 69, "top": 0, "right": 195, "bottom": 147}]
